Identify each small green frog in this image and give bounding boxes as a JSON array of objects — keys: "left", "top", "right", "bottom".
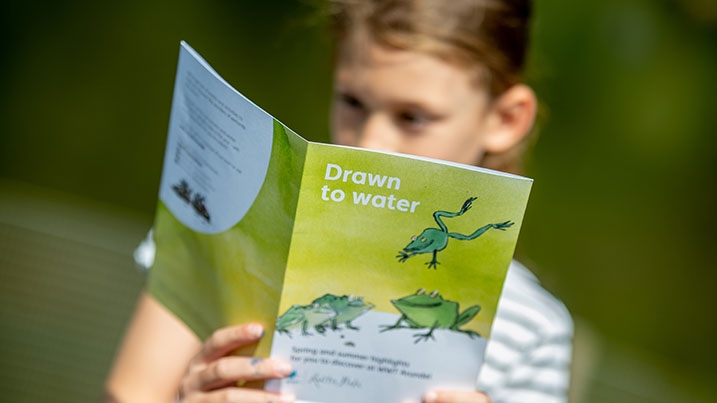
[
  {"left": 397, "top": 197, "right": 514, "bottom": 269},
  {"left": 311, "top": 294, "right": 375, "bottom": 331},
  {"left": 276, "top": 303, "right": 336, "bottom": 336},
  {"left": 381, "top": 288, "right": 481, "bottom": 343}
]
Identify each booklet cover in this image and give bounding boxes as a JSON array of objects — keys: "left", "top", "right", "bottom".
[{"left": 148, "top": 41, "right": 533, "bottom": 403}]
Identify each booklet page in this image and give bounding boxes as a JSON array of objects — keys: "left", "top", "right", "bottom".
[
  {"left": 148, "top": 42, "right": 533, "bottom": 400},
  {"left": 266, "top": 143, "right": 531, "bottom": 402}
]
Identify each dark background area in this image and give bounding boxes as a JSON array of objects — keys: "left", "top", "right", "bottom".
[{"left": 0, "top": 1, "right": 715, "bottom": 401}]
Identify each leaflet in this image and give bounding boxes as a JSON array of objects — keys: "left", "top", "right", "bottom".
[{"left": 148, "top": 41, "right": 533, "bottom": 403}]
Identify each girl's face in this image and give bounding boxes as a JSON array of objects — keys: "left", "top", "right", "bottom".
[{"left": 331, "top": 41, "right": 493, "bottom": 166}]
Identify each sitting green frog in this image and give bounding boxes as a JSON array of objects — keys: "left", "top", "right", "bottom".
[
  {"left": 275, "top": 294, "right": 375, "bottom": 337},
  {"left": 380, "top": 288, "right": 481, "bottom": 343},
  {"left": 275, "top": 303, "right": 336, "bottom": 336},
  {"left": 397, "top": 196, "right": 514, "bottom": 269},
  {"left": 311, "top": 294, "right": 375, "bottom": 332}
]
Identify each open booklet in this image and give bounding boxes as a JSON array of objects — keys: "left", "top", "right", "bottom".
[{"left": 149, "top": 41, "right": 533, "bottom": 403}]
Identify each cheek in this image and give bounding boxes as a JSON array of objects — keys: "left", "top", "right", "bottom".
[
  {"left": 330, "top": 105, "right": 352, "bottom": 146},
  {"left": 331, "top": 128, "right": 353, "bottom": 147},
  {"left": 449, "top": 116, "right": 489, "bottom": 164},
  {"left": 331, "top": 105, "right": 368, "bottom": 147},
  {"left": 415, "top": 123, "right": 486, "bottom": 165}
]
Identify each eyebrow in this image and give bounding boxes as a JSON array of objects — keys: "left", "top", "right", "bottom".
[
  {"left": 390, "top": 100, "right": 447, "bottom": 117},
  {"left": 334, "top": 84, "right": 448, "bottom": 116}
]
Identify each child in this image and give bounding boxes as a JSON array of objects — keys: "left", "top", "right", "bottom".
[{"left": 106, "top": 1, "right": 573, "bottom": 402}]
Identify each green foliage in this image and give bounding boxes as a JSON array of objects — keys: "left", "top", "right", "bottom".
[{"left": 0, "top": 1, "right": 715, "bottom": 401}]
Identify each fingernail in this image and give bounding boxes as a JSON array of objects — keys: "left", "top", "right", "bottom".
[
  {"left": 276, "top": 361, "right": 293, "bottom": 376},
  {"left": 424, "top": 391, "right": 438, "bottom": 403},
  {"left": 247, "top": 323, "right": 264, "bottom": 338},
  {"left": 279, "top": 393, "right": 295, "bottom": 403}
]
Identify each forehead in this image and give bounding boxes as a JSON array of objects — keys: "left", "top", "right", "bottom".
[{"left": 334, "top": 40, "right": 488, "bottom": 108}]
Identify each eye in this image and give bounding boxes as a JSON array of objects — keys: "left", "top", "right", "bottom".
[
  {"left": 416, "top": 288, "right": 426, "bottom": 295},
  {"left": 411, "top": 235, "right": 416, "bottom": 241},
  {"left": 339, "top": 92, "right": 365, "bottom": 111},
  {"left": 396, "top": 109, "right": 435, "bottom": 133},
  {"left": 420, "top": 237, "right": 426, "bottom": 242},
  {"left": 429, "top": 290, "right": 439, "bottom": 298},
  {"left": 399, "top": 111, "right": 427, "bottom": 125}
]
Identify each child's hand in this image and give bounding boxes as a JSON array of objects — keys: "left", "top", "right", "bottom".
[
  {"left": 179, "top": 323, "right": 295, "bottom": 403},
  {"left": 424, "top": 389, "right": 492, "bottom": 403}
]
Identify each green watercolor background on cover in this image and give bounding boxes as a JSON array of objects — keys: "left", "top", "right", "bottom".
[
  {"left": 147, "top": 118, "right": 531, "bottom": 347},
  {"left": 147, "top": 121, "right": 305, "bottom": 357},
  {"left": 280, "top": 144, "right": 532, "bottom": 338}
]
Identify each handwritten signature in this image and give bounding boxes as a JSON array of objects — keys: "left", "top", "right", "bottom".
[{"left": 308, "top": 373, "right": 362, "bottom": 389}]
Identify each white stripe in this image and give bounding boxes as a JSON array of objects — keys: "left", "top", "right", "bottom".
[{"left": 478, "top": 261, "right": 573, "bottom": 403}]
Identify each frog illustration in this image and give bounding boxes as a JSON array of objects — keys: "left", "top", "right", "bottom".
[
  {"left": 275, "top": 303, "right": 336, "bottom": 336},
  {"left": 311, "top": 294, "right": 375, "bottom": 332},
  {"left": 397, "top": 196, "right": 514, "bottom": 269},
  {"left": 380, "top": 288, "right": 481, "bottom": 343}
]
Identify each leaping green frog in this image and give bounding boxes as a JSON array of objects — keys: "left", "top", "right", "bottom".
[
  {"left": 380, "top": 288, "right": 481, "bottom": 343},
  {"left": 311, "top": 294, "right": 375, "bottom": 332},
  {"left": 397, "top": 196, "right": 514, "bottom": 269}
]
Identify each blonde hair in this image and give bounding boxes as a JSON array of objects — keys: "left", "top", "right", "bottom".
[{"left": 328, "top": 0, "right": 535, "bottom": 173}]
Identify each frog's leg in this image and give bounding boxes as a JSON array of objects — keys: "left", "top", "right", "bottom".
[
  {"left": 449, "top": 221, "right": 514, "bottom": 241},
  {"left": 330, "top": 318, "right": 339, "bottom": 331},
  {"left": 455, "top": 305, "right": 481, "bottom": 326},
  {"left": 397, "top": 250, "right": 416, "bottom": 262},
  {"left": 380, "top": 315, "right": 409, "bottom": 332},
  {"left": 425, "top": 250, "right": 440, "bottom": 269},
  {"left": 317, "top": 316, "right": 335, "bottom": 334},
  {"left": 455, "top": 328, "right": 481, "bottom": 339},
  {"left": 301, "top": 321, "right": 312, "bottom": 336},
  {"left": 432, "top": 197, "right": 477, "bottom": 232},
  {"left": 412, "top": 321, "right": 440, "bottom": 343},
  {"left": 345, "top": 320, "right": 360, "bottom": 331},
  {"left": 451, "top": 305, "right": 481, "bottom": 338}
]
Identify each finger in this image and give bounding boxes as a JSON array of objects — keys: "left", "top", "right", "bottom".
[
  {"left": 424, "top": 389, "right": 492, "bottom": 403},
  {"left": 193, "top": 324, "right": 265, "bottom": 365},
  {"left": 183, "top": 387, "right": 295, "bottom": 403},
  {"left": 185, "top": 357, "right": 293, "bottom": 392}
]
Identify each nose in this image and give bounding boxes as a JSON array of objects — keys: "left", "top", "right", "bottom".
[{"left": 356, "top": 113, "right": 398, "bottom": 152}]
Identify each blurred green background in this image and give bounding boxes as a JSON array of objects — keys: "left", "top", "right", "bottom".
[{"left": 1, "top": 0, "right": 715, "bottom": 402}]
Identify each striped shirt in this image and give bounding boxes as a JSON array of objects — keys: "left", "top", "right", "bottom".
[
  {"left": 479, "top": 260, "right": 573, "bottom": 402},
  {"left": 135, "top": 232, "right": 573, "bottom": 402}
]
